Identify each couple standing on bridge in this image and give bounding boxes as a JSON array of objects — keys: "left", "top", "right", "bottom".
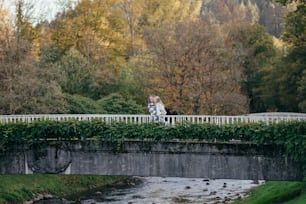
[{"left": 148, "top": 95, "right": 167, "bottom": 125}]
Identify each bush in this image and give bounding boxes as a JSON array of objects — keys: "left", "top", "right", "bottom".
[
  {"left": 97, "top": 93, "right": 145, "bottom": 114},
  {"left": 65, "top": 94, "right": 104, "bottom": 114}
]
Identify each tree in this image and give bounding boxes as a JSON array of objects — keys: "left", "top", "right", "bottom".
[
  {"left": 54, "top": 48, "right": 94, "bottom": 97},
  {"left": 49, "top": 0, "right": 129, "bottom": 99},
  {"left": 0, "top": 0, "right": 67, "bottom": 114},
  {"left": 275, "top": 0, "right": 299, "bottom": 5},
  {"left": 51, "top": 0, "right": 127, "bottom": 65},
  {"left": 142, "top": 19, "right": 248, "bottom": 115},
  {"left": 297, "top": 70, "right": 306, "bottom": 111},
  {"left": 117, "top": 0, "right": 146, "bottom": 57},
  {"left": 226, "top": 23, "right": 278, "bottom": 112},
  {"left": 274, "top": 0, "right": 305, "bottom": 112},
  {"left": 140, "top": 0, "right": 202, "bottom": 28},
  {"left": 202, "top": 0, "right": 259, "bottom": 25},
  {"left": 114, "top": 0, "right": 203, "bottom": 108}
]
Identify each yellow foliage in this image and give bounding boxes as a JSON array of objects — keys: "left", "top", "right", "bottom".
[{"left": 272, "top": 36, "right": 285, "bottom": 48}]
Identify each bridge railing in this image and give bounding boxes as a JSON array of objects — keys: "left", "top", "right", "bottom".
[{"left": 0, "top": 113, "right": 305, "bottom": 125}]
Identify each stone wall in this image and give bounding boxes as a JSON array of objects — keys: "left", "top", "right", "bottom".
[{"left": 0, "top": 141, "right": 303, "bottom": 181}]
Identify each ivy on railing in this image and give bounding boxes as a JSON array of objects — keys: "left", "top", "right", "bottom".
[{"left": 0, "top": 120, "right": 305, "bottom": 169}]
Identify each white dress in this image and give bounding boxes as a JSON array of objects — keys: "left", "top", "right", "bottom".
[{"left": 156, "top": 103, "right": 167, "bottom": 124}]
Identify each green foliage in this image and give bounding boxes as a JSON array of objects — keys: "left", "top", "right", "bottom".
[
  {"left": 274, "top": 2, "right": 306, "bottom": 112},
  {"left": 65, "top": 94, "right": 104, "bottom": 114},
  {"left": 63, "top": 93, "right": 146, "bottom": 114},
  {"left": 232, "top": 23, "right": 278, "bottom": 112},
  {"left": 97, "top": 93, "right": 145, "bottom": 114},
  {"left": 285, "top": 193, "right": 306, "bottom": 204},
  {"left": 282, "top": 4, "right": 306, "bottom": 47},
  {"left": 39, "top": 45, "right": 64, "bottom": 64},
  {"left": 0, "top": 174, "right": 124, "bottom": 204},
  {"left": 232, "top": 181, "right": 305, "bottom": 204},
  {"left": 275, "top": 0, "right": 297, "bottom": 5},
  {"left": 297, "top": 71, "right": 306, "bottom": 112},
  {"left": 55, "top": 49, "right": 95, "bottom": 97}
]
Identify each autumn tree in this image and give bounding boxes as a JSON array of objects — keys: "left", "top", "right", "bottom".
[
  {"left": 122, "top": 0, "right": 205, "bottom": 108},
  {"left": 201, "top": 0, "right": 259, "bottom": 25},
  {"left": 116, "top": 0, "right": 146, "bottom": 57},
  {"left": 140, "top": 0, "right": 202, "bottom": 28},
  {"left": 0, "top": 0, "right": 67, "bottom": 114},
  {"left": 141, "top": 19, "right": 248, "bottom": 115},
  {"left": 48, "top": 0, "right": 129, "bottom": 99},
  {"left": 50, "top": 0, "right": 128, "bottom": 66},
  {"left": 0, "top": 4, "right": 14, "bottom": 113}
]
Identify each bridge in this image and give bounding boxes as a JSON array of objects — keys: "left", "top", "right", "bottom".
[
  {"left": 0, "top": 140, "right": 303, "bottom": 181},
  {"left": 0, "top": 113, "right": 305, "bottom": 181},
  {"left": 1, "top": 112, "right": 306, "bottom": 125}
]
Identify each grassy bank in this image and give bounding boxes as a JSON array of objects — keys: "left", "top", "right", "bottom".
[
  {"left": 232, "top": 181, "right": 306, "bottom": 204},
  {"left": 0, "top": 174, "right": 127, "bottom": 204},
  {"left": 0, "top": 175, "right": 305, "bottom": 204}
]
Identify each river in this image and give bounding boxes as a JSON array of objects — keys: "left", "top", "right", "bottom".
[{"left": 34, "top": 177, "right": 263, "bottom": 204}]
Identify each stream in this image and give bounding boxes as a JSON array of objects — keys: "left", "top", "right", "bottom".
[{"left": 34, "top": 177, "right": 263, "bottom": 204}]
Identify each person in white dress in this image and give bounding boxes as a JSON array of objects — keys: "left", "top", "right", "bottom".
[
  {"left": 155, "top": 96, "right": 167, "bottom": 125},
  {"left": 147, "top": 95, "right": 158, "bottom": 122}
]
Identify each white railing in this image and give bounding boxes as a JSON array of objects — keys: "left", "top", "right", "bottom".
[{"left": 0, "top": 112, "right": 305, "bottom": 125}]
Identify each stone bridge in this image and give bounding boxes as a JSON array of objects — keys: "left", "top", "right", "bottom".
[{"left": 0, "top": 140, "right": 303, "bottom": 181}]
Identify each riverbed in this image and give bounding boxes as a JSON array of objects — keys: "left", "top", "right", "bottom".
[{"left": 35, "top": 177, "right": 263, "bottom": 204}]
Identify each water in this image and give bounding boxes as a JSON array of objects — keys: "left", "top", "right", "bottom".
[{"left": 34, "top": 177, "right": 263, "bottom": 204}]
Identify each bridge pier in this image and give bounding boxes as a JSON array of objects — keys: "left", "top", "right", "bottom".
[{"left": 0, "top": 141, "right": 303, "bottom": 181}]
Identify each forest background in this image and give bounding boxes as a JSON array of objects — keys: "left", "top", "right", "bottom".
[{"left": 0, "top": 0, "right": 305, "bottom": 115}]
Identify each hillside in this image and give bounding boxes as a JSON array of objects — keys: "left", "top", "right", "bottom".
[{"left": 200, "top": 0, "right": 292, "bottom": 37}]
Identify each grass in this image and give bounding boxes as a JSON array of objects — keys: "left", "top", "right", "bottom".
[
  {"left": 284, "top": 193, "right": 306, "bottom": 204},
  {"left": 0, "top": 175, "right": 305, "bottom": 204},
  {"left": 0, "top": 174, "right": 126, "bottom": 204},
  {"left": 232, "top": 181, "right": 306, "bottom": 204}
]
